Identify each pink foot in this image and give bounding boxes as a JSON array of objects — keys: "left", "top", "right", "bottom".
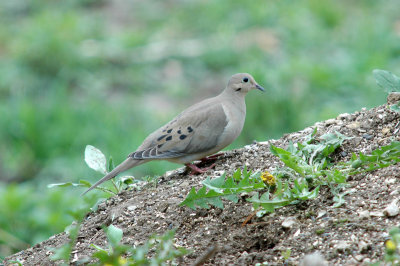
[
  {"left": 185, "top": 163, "right": 216, "bottom": 174},
  {"left": 200, "top": 153, "right": 224, "bottom": 162}
]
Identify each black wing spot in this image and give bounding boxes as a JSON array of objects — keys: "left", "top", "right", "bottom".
[
  {"left": 167, "top": 129, "right": 173, "bottom": 133},
  {"left": 179, "top": 135, "right": 187, "bottom": 140},
  {"left": 177, "top": 130, "right": 181, "bottom": 134},
  {"left": 157, "top": 134, "right": 167, "bottom": 141},
  {"left": 187, "top": 126, "right": 193, "bottom": 133},
  {"left": 166, "top": 136, "right": 172, "bottom": 141},
  {"left": 157, "top": 144, "right": 164, "bottom": 148}
]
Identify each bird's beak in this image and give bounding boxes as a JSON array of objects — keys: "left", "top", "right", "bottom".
[{"left": 255, "top": 84, "right": 265, "bottom": 92}]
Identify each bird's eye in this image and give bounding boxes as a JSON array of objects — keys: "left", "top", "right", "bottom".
[{"left": 243, "top": 77, "right": 249, "bottom": 83}]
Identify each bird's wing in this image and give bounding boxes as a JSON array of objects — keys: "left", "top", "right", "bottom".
[{"left": 129, "top": 98, "right": 228, "bottom": 160}]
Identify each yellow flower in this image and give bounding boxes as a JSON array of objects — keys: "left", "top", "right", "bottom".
[
  {"left": 118, "top": 257, "right": 128, "bottom": 265},
  {"left": 261, "top": 171, "right": 276, "bottom": 186},
  {"left": 386, "top": 240, "right": 397, "bottom": 251},
  {"left": 104, "top": 256, "right": 128, "bottom": 266}
]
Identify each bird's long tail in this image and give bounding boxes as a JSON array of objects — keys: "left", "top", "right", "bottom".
[{"left": 82, "top": 157, "right": 143, "bottom": 195}]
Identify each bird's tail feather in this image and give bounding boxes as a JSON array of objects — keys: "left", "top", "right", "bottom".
[{"left": 82, "top": 158, "right": 142, "bottom": 195}]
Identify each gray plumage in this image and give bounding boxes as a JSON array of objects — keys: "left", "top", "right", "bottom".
[{"left": 82, "top": 73, "right": 264, "bottom": 195}]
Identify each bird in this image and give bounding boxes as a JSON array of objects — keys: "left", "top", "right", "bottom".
[{"left": 82, "top": 73, "right": 264, "bottom": 195}]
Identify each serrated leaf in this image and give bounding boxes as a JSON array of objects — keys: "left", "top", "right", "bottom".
[
  {"left": 180, "top": 187, "right": 206, "bottom": 210},
  {"left": 85, "top": 145, "right": 107, "bottom": 174},
  {"left": 270, "top": 145, "right": 305, "bottom": 176},
  {"left": 224, "top": 194, "right": 239, "bottom": 203},
  {"left": 207, "top": 197, "right": 224, "bottom": 209},
  {"left": 373, "top": 69, "right": 400, "bottom": 93},
  {"left": 181, "top": 169, "right": 264, "bottom": 210},
  {"left": 202, "top": 175, "right": 226, "bottom": 193},
  {"left": 232, "top": 168, "right": 242, "bottom": 180}
]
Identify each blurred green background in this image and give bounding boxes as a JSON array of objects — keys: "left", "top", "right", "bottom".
[{"left": 1, "top": 0, "right": 400, "bottom": 258}]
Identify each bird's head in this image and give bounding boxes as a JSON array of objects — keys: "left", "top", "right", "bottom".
[{"left": 227, "top": 73, "right": 265, "bottom": 94}]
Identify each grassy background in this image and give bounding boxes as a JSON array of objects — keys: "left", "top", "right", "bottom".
[{"left": 1, "top": 0, "right": 400, "bottom": 258}]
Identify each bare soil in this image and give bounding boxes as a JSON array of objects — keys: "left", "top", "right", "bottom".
[{"left": 4, "top": 98, "right": 400, "bottom": 265}]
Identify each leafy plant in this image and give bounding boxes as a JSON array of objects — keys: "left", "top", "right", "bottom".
[
  {"left": 49, "top": 224, "right": 189, "bottom": 265},
  {"left": 49, "top": 222, "right": 82, "bottom": 265},
  {"left": 349, "top": 141, "right": 400, "bottom": 172},
  {"left": 270, "top": 129, "right": 351, "bottom": 184},
  {"left": 180, "top": 167, "right": 265, "bottom": 210},
  {"left": 91, "top": 224, "right": 131, "bottom": 265},
  {"left": 181, "top": 130, "right": 400, "bottom": 214},
  {"left": 91, "top": 225, "right": 189, "bottom": 265}
]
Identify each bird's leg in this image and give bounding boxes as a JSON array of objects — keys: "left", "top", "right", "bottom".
[
  {"left": 200, "top": 153, "right": 224, "bottom": 162},
  {"left": 185, "top": 163, "right": 216, "bottom": 174},
  {"left": 185, "top": 153, "right": 223, "bottom": 174}
]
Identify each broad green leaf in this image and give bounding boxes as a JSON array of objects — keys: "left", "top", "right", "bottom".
[
  {"left": 85, "top": 145, "right": 107, "bottom": 174},
  {"left": 107, "top": 224, "right": 123, "bottom": 248}
]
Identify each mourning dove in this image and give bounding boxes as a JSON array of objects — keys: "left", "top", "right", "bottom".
[{"left": 82, "top": 73, "right": 264, "bottom": 195}]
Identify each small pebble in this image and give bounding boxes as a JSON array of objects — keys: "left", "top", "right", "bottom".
[
  {"left": 370, "top": 211, "right": 385, "bottom": 217},
  {"left": 179, "top": 181, "right": 190, "bottom": 187},
  {"left": 346, "top": 122, "right": 360, "bottom": 129},
  {"left": 299, "top": 252, "right": 328, "bottom": 266},
  {"left": 354, "top": 255, "right": 364, "bottom": 261},
  {"left": 325, "top": 118, "right": 337, "bottom": 125},
  {"left": 317, "top": 210, "right": 327, "bottom": 219},
  {"left": 362, "top": 134, "right": 373, "bottom": 140},
  {"left": 127, "top": 205, "right": 137, "bottom": 211},
  {"left": 337, "top": 113, "right": 351, "bottom": 120},
  {"left": 335, "top": 241, "right": 350, "bottom": 252},
  {"left": 384, "top": 199, "right": 399, "bottom": 217},
  {"left": 282, "top": 217, "right": 296, "bottom": 229},
  {"left": 358, "top": 210, "right": 370, "bottom": 219}
]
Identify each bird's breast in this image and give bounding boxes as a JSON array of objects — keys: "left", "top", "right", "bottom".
[{"left": 218, "top": 102, "right": 246, "bottom": 148}]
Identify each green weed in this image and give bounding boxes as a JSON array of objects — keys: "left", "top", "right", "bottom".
[
  {"left": 181, "top": 130, "right": 400, "bottom": 214},
  {"left": 91, "top": 226, "right": 189, "bottom": 265},
  {"left": 49, "top": 224, "right": 189, "bottom": 265}
]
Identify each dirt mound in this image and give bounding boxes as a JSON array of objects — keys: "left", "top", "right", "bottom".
[{"left": 4, "top": 99, "right": 400, "bottom": 265}]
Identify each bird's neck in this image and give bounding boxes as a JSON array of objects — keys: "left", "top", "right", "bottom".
[
  {"left": 221, "top": 87, "right": 246, "bottom": 100},
  {"left": 219, "top": 88, "right": 246, "bottom": 113}
]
